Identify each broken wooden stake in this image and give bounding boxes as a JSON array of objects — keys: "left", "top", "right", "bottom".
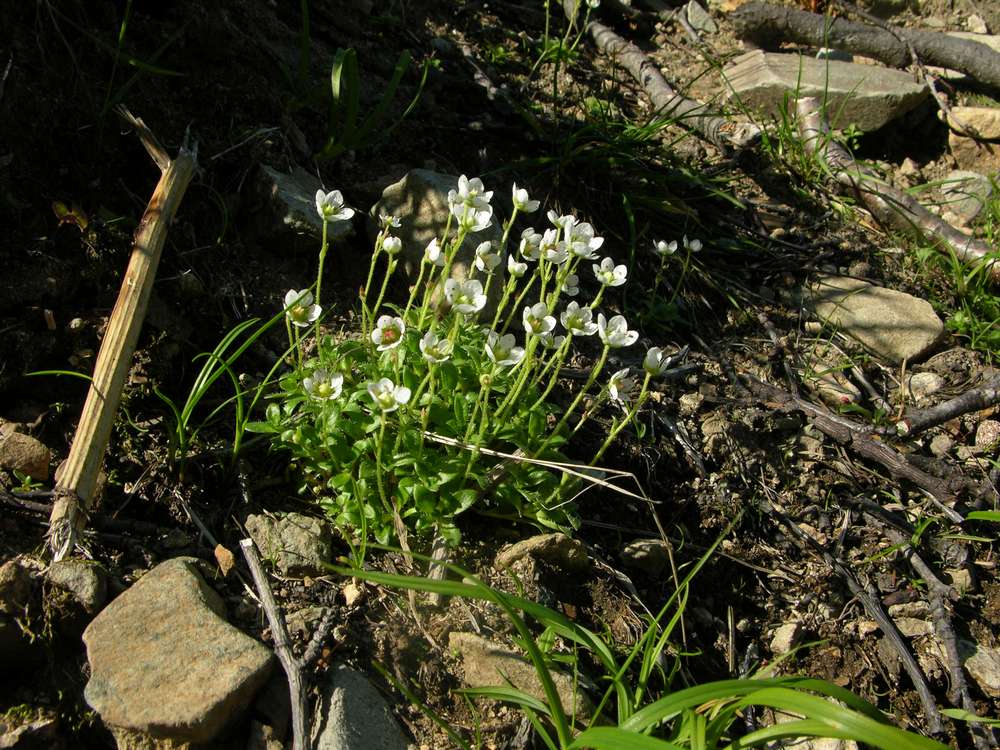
[{"left": 48, "top": 108, "right": 197, "bottom": 561}]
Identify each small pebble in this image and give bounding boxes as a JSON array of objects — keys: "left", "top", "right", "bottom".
[{"left": 975, "top": 420, "right": 1000, "bottom": 449}]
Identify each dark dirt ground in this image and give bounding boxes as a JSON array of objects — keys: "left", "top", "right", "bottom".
[{"left": 1, "top": 0, "right": 999, "bottom": 747}]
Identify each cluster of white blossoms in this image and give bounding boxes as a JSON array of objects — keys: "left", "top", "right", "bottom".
[
  {"left": 289, "top": 176, "right": 683, "bottom": 419},
  {"left": 653, "top": 235, "right": 702, "bottom": 257}
]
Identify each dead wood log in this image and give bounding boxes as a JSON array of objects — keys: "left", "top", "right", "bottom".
[
  {"left": 795, "top": 96, "right": 999, "bottom": 281},
  {"left": 240, "top": 538, "right": 310, "bottom": 750},
  {"left": 559, "top": 0, "right": 761, "bottom": 150},
  {"left": 47, "top": 109, "right": 197, "bottom": 561},
  {"left": 743, "top": 373, "right": 966, "bottom": 522},
  {"left": 731, "top": 1, "right": 1000, "bottom": 91}
]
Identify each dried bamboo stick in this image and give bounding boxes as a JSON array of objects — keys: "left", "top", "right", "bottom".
[{"left": 48, "top": 109, "right": 197, "bottom": 560}]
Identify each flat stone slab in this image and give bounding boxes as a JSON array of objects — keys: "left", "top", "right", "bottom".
[
  {"left": 803, "top": 275, "right": 943, "bottom": 364},
  {"left": 245, "top": 512, "right": 331, "bottom": 577},
  {"left": 723, "top": 50, "right": 928, "bottom": 132},
  {"left": 83, "top": 558, "right": 274, "bottom": 743},
  {"left": 494, "top": 532, "right": 590, "bottom": 573}
]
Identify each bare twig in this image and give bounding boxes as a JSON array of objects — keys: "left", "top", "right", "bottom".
[
  {"left": 795, "top": 96, "right": 998, "bottom": 281},
  {"left": 240, "top": 538, "right": 309, "bottom": 750},
  {"left": 745, "top": 374, "right": 967, "bottom": 522},
  {"left": 893, "top": 373, "right": 1000, "bottom": 437},
  {"left": 759, "top": 497, "right": 946, "bottom": 737},
  {"left": 47, "top": 109, "right": 197, "bottom": 560}
]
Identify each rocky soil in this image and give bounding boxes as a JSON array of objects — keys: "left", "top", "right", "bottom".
[{"left": 1, "top": 0, "right": 999, "bottom": 747}]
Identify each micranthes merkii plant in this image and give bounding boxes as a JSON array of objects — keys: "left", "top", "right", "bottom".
[{"left": 251, "top": 176, "right": 681, "bottom": 549}]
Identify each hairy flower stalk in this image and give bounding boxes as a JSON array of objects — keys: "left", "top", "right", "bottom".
[{"left": 590, "top": 372, "right": 653, "bottom": 466}]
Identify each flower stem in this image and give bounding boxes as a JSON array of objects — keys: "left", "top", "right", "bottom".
[
  {"left": 534, "top": 344, "right": 609, "bottom": 456},
  {"left": 314, "top": 219, "right": 329, "bottom": 343},
  {"left": 590, "top": 374, "right": 651, "bottom": 465},
  {"left": 369, "top": 258, "right": 398, "bottom": 327}
]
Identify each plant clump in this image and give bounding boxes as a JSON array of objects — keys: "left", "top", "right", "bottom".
[{"left": 253, "top": 176, "right": 684, "bottom": 549}]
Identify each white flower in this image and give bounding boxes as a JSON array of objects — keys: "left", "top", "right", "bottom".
[
  {"left": 315, "top": 189, "right": 355, "bottom": 223},
  {"left": 587, "top": 0, "right": 600, "bottom": 8},
  {"left": 608, "top": 368, "right": 636, "bottom": 404},
  {"left": 540, "top": 228, "right": 568, "bottom": 265},
  {"left": 560, "top": 301, "right": 598, "bottom": 336},
  {"left": 303, "top": 369, "right": 344, "bottom": 401},
  {"left": 419, "top": 330, "right": 453, "bottom": 363},
  {"left": 520, "top": 228, "right": 543, "bottom": 261},
  {"left": 485, "top": 331, "right": 525, "bottom": 368},
  {"left": 684, "top": 235, "right": 702, "bottom": 253},
  {"left": 653, "top": 239, "right": 678, "bottom": 257},
  {"left": 424, "top": 238, "right": 445, "bottom": 267},
  {"left": 283, "top": 289, "right": 321, "bottom": 328},
  {"left": 371, "top": 315, "right": 406, "bottom": 351},
  {"left": 522, "top": 303, "right": 556, "bottom": 336},
  {"left": 368, "top": 378, "right": 411, "bottom": 412},
  {"left": 474, "top": 241, "right": 501, "bottom": 274},
  {"left": 539, "top": 332, "right": 566, "bottom": 349},
  {"left": 507, "top": 254, "right": 528, "bottom": 278},
  {"left": 561, "top": 274, "right": 580, "bottom": 297},
  {"left": 643, "top": 347, "right": 670, "bottom": 376},
  {"left": 383, "top": 235, "right": 403, "bottom": 255},
  {"left": 379, "top": 211, "right": 401, "bottom": 229},
  {"left": 547, "top": 210, "right": 577, "bottom": 239},
  {"left": 444, "top": 278, "right": 487, "bottom": 315},
  {"left": 452, "top": 202, "right": 494, "bottom": 232},
  {"left": 567, "top": 222, "right": 604, "bottom": 260},
  {"left": 597, "top": 313, "right": 638, "bottom": 348},
  {"left": 449, "top": 174, "right": 493, "bottom": 211},
  {"left": 593, "top": 257, "right": 628, "bottom": 287},
  {"left": 512, "top": 183, "right": 540, "bottom": 213},
  {"left": 449, "top": 175, "right": 494, "bottom": 232}
]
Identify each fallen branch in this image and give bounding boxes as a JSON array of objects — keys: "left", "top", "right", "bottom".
[
  {"left": 892, "top": 373, "right": 1000, "bottom": 437},
  {"left": 240, "top": 538, "right": 310, "bottom": 750},
  {"left": 795, "top": 96, "right": 998, "bottom": 281},
  {"left": 560, "top": 0, "right": 760, "bottom": 150},
  {"left": 731, "top": 1, "right": 1000, "bottom": 91},
  {"left": 743, "top": 373, "right": 966, "bottom": 522},
  {"left": 48, "top": 108, "right": 197, "bottom": 560}
]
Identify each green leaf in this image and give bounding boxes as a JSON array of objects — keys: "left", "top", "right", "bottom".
[
  {"left": 966, "top": 510, "right": 1000, "bottom": 523},
  {"left": 243, "top": 421, "right": 278, "bottom": 434},
  {"left": 567, "top": 727, "right": 685, "bottom": 750},
  {"left": 454, "top": 489, "right": 478, "bottom": 513}
]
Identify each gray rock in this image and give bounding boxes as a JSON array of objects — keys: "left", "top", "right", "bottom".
[
  {"left": 311, "top": 664, "right": 411, "bottom": 750},
  {"left": 0, "top": 712, "right": 62, "bottom": 750},
  {"left": 258, "top": 165, "right": 354, "bottom": 243},
  {"left": 960, "top": 641, "right": 1000, "bottom": 698},
  {"left": 803, "top": 275, "right": 944, "bottom": 364},
  {"left": 286, "top": 605, "right": 332, "bottom": 638},
  {"left": 83, "top": 558, "right": 274, "bottom": 743},
  {"left": 940, "top": 106, "right": 1000, "bottom": 175},
  {"left": 0, "top": 558, "right": 34, "bottom": 615},
  {"left": 929, "top": 434, "right": 954, "bottom": 458},
  {"left": 0, "top": 431, "right": 50, "bottom": 481},
  {"left": 723, "top": 50, "right": 928, "bottom": 132},
  {"left": 369, "top": 169, "right": 505, "bottom": 314},
  {"left": 685, "top": 1, "right": 718, "bottom": 34},
  {"left": 894, "top": 617, "right": 933, "bottom": 637},
  {"left": 620, "top": 538, "right": 671, "bottom": 577},
  {"left": 245, "top": 512, "right": 331, "bottom": 577},
  {"left": 939, "top": 170, "right": 994, "bottom": 225},
  {"left": 770, "top": 622, "right": 802, "bottom": 654},
  {"left": 906, "top": 371, "right": 945, "bottom": 402},
  {"left": 494, "top": 533, "right": 590, "bottom": 573},
  {"left": 46, "top": 559, "right": 107, "bottom": 614},
  {"left": 449, "top": 632, "right": 592, "bottom": 718},
  {"left": 975, "top": 419, "right": 1000, "bottom": 449}
]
